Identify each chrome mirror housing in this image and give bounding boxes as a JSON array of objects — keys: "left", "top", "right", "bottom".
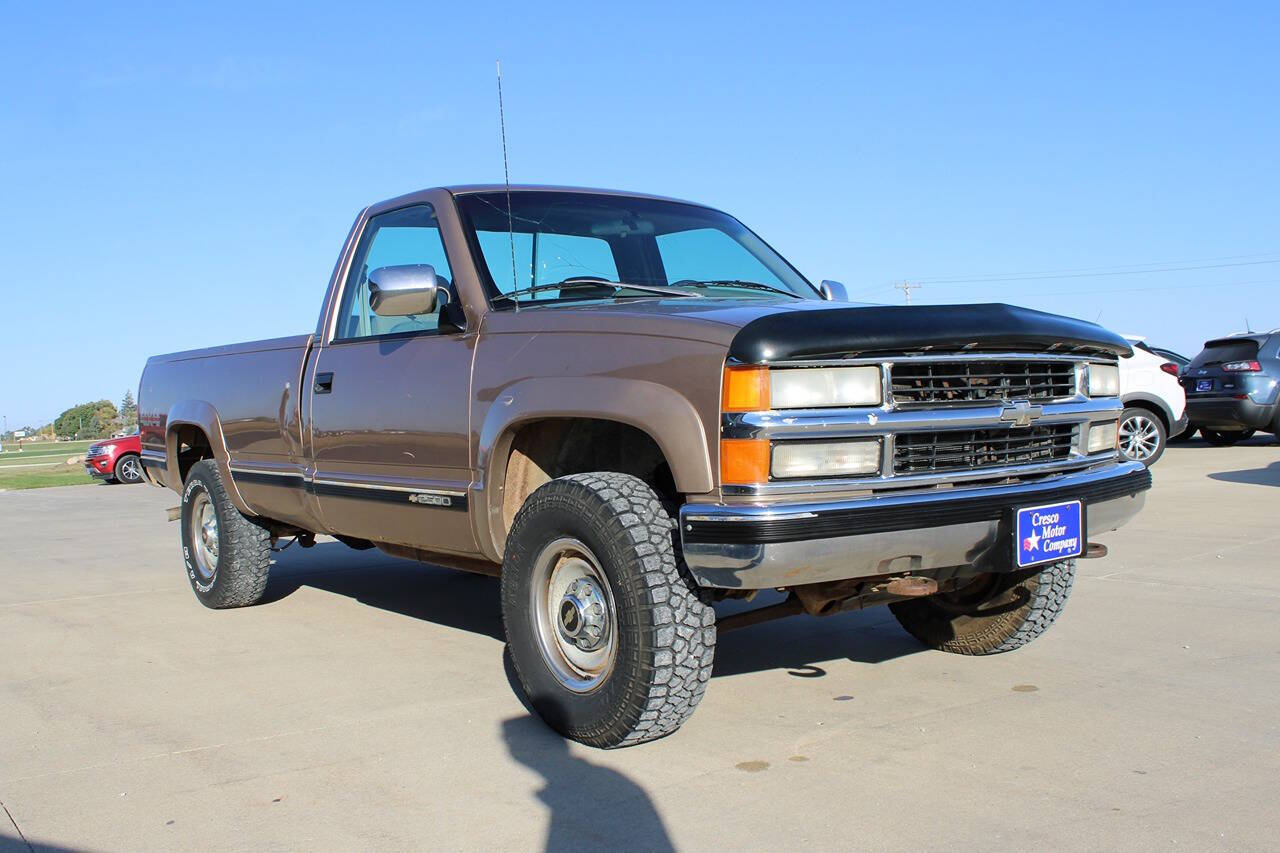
[
  {"left": 819, "top": 279, "right": 849, "bottom": 302},
  {"left": 368, "top": 265, "right": 440, "bottom": 316}
]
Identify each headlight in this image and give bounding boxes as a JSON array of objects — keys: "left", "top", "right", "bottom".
[
  {"left": 770, "top": 366, "right": 882, "bottom": 408},
  {"left": 722, "top": 365, "right": 883, "bottom": 411},
  {"left": 1087, "top": 364, "right": 1120, "bottom": 397},
  {"left": 771, "top": 439, "right": 881, "bottom": 479},
  {"left": 1087, "top": 421, "right": 1118, "bottom": 453}
]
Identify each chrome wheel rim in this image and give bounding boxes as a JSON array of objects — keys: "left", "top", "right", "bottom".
[
  {"left": 189, "top": 491, "right": 219, "bottom": 580},
  {"left": 1119, "top": 414, "right": 1160, "bottom": 461},
  {"left": 529, "top": 537, "right": 617, "bottom": 693},
  {"left": 119, "top": 457, "right": 142, "bottom": 482}
]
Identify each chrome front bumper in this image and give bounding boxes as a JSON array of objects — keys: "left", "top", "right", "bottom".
[{"left": 680, "top": 461, "right": 1150, "bottom": 589}]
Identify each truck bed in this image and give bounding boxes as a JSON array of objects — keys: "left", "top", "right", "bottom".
[{"left": 138, "top": 334, "right": 313, "bottom": 484}]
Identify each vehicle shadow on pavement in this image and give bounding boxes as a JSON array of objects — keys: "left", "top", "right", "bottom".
[
  {"left": 0, "top": 832, "right": 86, "bottom": 852},
  {"left": 710, "top": 592, "right": 923, "bottom": 678},
  {"left": 263, "top": 543, "right": 924, "bottom": 678},
  {"left": 500, "top": 693, "right": 676, "bottom": 852},
  {"left": 1208, "top": 460, "right": 1280, "bottom": 487},
  {"left": 262, "top": 542, "right": 505, "bottom": 640}
]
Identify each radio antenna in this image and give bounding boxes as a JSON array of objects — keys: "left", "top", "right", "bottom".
[{"left": 496, "top": 60, "right": 518, "bottom": 311}]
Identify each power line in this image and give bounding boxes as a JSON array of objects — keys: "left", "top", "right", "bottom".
[
  {"left": 909, "top": 250, "right": 1280, "bottom": 284},
  {"left": 925, "top": 277, "right": 1280, "bottom": 301},
  {"left": 851, "top": 276, "right": 1279, "bottom": 302},
  {"left": 894, "top": 281, "right": 921, "bottom": 304},
  {"left": 912, "top": 258, "right": 1280, "bottom": 285}
]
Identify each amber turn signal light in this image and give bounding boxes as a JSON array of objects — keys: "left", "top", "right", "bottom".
[
  {"left": 722, "top": 366, "right": 770, "bottom": 412},
  {"left": 720, "top": 438, "right": 770, "bottom": 484}
]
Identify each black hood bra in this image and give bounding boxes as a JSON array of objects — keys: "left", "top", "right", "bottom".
[{"left": 728, "top": 303, "right": 1132, "bottom": 362}]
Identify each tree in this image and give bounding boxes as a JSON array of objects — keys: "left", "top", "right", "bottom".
[
  {"left": 120, "top": 390, "right": 138, "bottom": 430},
  {"left": 53, "top": 400, "right": 119, "bottom": 439}
]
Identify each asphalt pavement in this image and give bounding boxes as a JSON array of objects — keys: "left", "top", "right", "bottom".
[{"left": 2, "top": 438, "right": 1278, "bottom": 851}]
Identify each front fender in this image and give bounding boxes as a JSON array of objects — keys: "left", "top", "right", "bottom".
[
  {"left": 164, "top": 400, "right": 254, "bottom": 516},
  {"left": 475, "top": 376, "right": 715, "bottom": 560},
  {"left": 1121, "top": 391, "right": 1177, "bottom": 432}
]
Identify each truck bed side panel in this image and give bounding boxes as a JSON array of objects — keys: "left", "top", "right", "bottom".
[{"left": 139, "top": 334, "right": 319, "bottom": 529}]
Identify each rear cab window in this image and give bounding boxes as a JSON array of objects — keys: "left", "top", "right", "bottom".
[{"left": 1191, "top": 339, "right": 1259, "bottom": 368}]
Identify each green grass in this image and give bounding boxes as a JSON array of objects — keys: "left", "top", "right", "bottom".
[
  {"left": 0, "top": 466, "right": 99, "bottom": 490},
  {"left": 0, "top": 440, "right": 95, "bottom": 464},
  {"left": 0, "top": 440, "right": 104, "bottom": 488}
]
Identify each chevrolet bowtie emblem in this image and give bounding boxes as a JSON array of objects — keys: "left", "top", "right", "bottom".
[{"left": 999, "top": 400, "right": 1044, "bottom": 428}]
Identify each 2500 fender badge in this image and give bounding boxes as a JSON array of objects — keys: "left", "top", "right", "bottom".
[{"left": 409, "top": 492, "right": 452, "bottom": 507}]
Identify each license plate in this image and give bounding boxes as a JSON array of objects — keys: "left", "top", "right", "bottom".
[
  {"left": 1196, "top": 379, "right": 1213, "bottom": 392},
  {"left": 1015, "top": 500, "right": 1084, "bottom": 568}
]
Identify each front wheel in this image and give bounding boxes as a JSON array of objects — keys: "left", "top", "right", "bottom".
[
  {"left": 501, "top": 473, "right": 716, "bottom": 748},
  {"left": 114, "top": 453, "right": 145, "bottom": 484},
  {"left": 1117, "top": 408, "right": 1166, "bottom": 466},
  {"left": 890, "top": 560, "right": 1076, "bottom": 655}
]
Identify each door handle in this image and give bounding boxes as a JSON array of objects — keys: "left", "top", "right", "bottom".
[{"left": 314, "top": 372, "right": 334, "bottom": 394}]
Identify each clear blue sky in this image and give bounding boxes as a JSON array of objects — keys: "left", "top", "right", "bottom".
[{"left": 2, "top": 2, "right": 1277, "bottom": 429}]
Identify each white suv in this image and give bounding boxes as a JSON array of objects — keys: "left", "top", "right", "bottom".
[{"left": 1117, "top": 335, "right": 1189, "bottom": 465}]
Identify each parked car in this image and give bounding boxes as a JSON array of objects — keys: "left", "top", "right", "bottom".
[
  {"left": 85, "top": 434, "right": 145, "bottom": 484},
  {"left": 139, "top": 185, "right": 1150, "bottom": 748},
  {"left": 1146, "top": 346, "right": 1191, "bottom": 373},
  {"left": 1181, "top": 331, "right": 1280, "bottom": 445},
  {"left": 1118, "top": 337, "right": 1188, "bottom": 465}
]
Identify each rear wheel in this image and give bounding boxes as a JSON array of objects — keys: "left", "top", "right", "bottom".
[
  {"left": 180, "top": 460, "right": 271, "bottom": 608},
  {"left": 1117, "top": 408, "right": 1166, "bottom": 466},
  {"left": 114, "top": 453, "right": 145, "bottom": 484},
  {"left": 501, "top": 472, "right": 715, "bottom": 748},
  {"left": 890, "top": 560, "right": 1076, "bottom": 655}
]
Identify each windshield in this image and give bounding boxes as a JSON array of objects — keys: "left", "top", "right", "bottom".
[{"left": 455, "top": 191, "right": 820, "bottom": 307}]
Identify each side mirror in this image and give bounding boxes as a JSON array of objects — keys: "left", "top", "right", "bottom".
[
  {"left": 819, "top": 280, "right": 849, "bottom": 302},
  {"left": 368, "top": 265, "right": 440, "bottom": 316}
]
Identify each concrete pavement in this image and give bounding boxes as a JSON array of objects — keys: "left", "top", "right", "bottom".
[{"left": 2, "top": 439, "right": 1278, "bottom": 851}]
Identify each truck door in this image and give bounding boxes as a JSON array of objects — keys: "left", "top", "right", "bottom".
[{"left": 306, "top": 203, "right": 477, "bottom": 554}]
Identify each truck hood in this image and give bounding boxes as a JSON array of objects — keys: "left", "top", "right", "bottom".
[
  {"left": 499, "top": 298, "right": 1131, "bottom": 360},
  {"left": 726, "top": 301, "right": 1132, "bottom": 361}
]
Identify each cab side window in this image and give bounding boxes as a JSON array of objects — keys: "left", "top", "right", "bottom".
[{"left": 335, "top": 205, "right": 454, "bottom": 340}]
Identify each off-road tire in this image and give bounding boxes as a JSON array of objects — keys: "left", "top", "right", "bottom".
[
  {"left": 180, "top": 459, "right": 271, "bottom": 609},
  {"left": 889, "top": 560, "right": 1076, "bottom": 655},
  {"left": 501, "top": 472, "right": 716, "bottom": 748},
  {"left": 114, "top": 453, "right": 145, "bottom": 484}
]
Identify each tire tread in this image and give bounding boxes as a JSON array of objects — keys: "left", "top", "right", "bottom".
[
  {"left": 502, "top": 472, "right": 715, "bottom": 748},
  {"left": 183, "top": 460, "right": 270, "bottom": 609}
]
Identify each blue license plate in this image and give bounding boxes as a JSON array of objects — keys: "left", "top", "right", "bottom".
[
  {"left": 1196, "top": 379, "right": 1213, "bottom": 392},
  {"left": 1015, "top": 500, "right": 1084, "bottom": 568}
]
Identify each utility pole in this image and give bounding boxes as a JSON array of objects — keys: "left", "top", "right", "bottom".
[{"left": 895, "top": 281, "right": 922, "bottom": 305}]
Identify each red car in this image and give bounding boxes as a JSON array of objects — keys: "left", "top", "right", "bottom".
[{"left": 85, "top": 434, "right": 145, "bottom": 484}]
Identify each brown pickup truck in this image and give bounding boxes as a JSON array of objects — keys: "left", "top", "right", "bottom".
[{"left": 139, "top": 185, "right": 1150, "bottom": 747}]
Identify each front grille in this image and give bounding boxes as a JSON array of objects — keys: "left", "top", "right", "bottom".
[
  {"left": 894, "top": 424, "right": 1075, "bottom": 474},
  {"left": 891, "top": 360, "right": 1076, "bottom": 405}
]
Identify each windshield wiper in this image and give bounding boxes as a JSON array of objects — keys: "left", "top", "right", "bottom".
[
  {"left": 671, "top": 279, "right": 803, "bottom": 298},
  {"left": 491, "top": 276, "right": 702, "bottom": 304}
]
